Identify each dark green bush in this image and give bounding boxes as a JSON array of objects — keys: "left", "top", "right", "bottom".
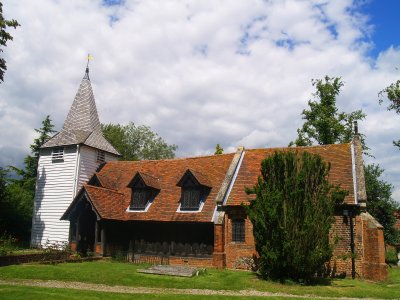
[
  {"left": 245, "top": 151, "right": 347, "bottom": 282},
  {"left": 385, "top": 248, "right": 398, "bottom": 265},
  {"left": 0, "top": 233, "right": 18, "bottom": 256}
]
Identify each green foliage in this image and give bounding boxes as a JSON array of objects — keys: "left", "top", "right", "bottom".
[
  {"left": 379, "top": 79, "right": 400, "bottom": 148},
  {"left": 214, "top": 144, "right": 224, "bottom": 155},
  {"left": 364, "top": 164, "right": 399, "bottom": 245},
  {"left": 291, "top": 75, "right": 398, "bottom": 246},
  {"left": 0, "top": 166, "right": 6, "bottom": 199},
  {"left": 1, "top": 116, "right": 55, "bottom": 241},
  {"left": 9, "top": 115, "right": 55, "bottom": 194},
  {"left": 385, "top": 248, "right": 398, "bottom": 265},
  {"left": 0, "top": 1, "right": 20, "bottom": 82},
  {"left": 245, "top": 151, "right": 347, "bottom": 282},
  {"left": 0, "top": 232, "right": 18, "bottom": 256},
  {"left": 0, "top": 167, "right": 32, "bottom": 240},
  {"left": 0, "top": 181, "right": 33, "bottom": 241},
  {"left": 102, "top": 122, "right": 177, "bottom": 161},
  {"left": 291, "top": 76, "right": 366, "bottom": 150}
]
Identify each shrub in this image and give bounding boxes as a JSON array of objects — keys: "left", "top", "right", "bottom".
[
  {"left": 385, "top": 248, "right": 398, "bottom": 265},
  {"left": 0, "top": 233, "right": 18, "bottom": 256},
  {"left": 245, "top": 151, "right": 347, "bottom": 282}
]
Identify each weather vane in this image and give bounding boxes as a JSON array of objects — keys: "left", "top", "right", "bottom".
[
  {"left": 86, "top": 53, "right": 94, "bottom": 68},
  {"left": 85, "top": 54, "right": 94, "bottom": 79}
]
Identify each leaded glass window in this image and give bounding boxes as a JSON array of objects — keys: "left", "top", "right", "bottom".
[{"left": 232, "top": 219, "right": 245, "bottom": 242}]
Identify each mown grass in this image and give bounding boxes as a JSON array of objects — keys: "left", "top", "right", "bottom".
[
  {"left": 0, "top": 284, "right": 292, "bottom": 300},
  {"left": 0, "top": 261, "right": 399, "bottom": 299}
]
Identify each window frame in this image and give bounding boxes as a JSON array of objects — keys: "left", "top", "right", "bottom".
[
  {"left": 52, "top": 147, "right": 64, "bottom": 162},
  {"left": 180, "top": 186, "right": 202, "bottom": 211},
  {"left": 128, "top": 176, "right": 158, "bottom": 212},
  {"left": 177, "top": 172, "right": 209, "bottom": 212},
  {"left": 232, "top": 219, "right": 245, "bottom": 243},
  {"left": 96, "top": 150, "right": 105, "bottom": 163},
  {"left": 130, "top": 187, "right": 151, "bottom": 210}
]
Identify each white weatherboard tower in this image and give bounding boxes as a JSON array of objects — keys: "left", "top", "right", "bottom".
[{"left": 31, "top": 67, "right": 120, "bottom": 247}]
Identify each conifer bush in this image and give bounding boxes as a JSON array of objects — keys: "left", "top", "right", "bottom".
[{"left": 245, "top": 151, "right": 347, "bottom": 282}]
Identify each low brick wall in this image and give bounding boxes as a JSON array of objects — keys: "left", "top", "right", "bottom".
[
  {"left": 0, "top": 252, "right": 69, "bottom": 267},
  {"left": 169, "top": 256, "right": 214, "bottom": 267}
]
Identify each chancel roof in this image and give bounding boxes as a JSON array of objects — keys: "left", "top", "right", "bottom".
[{"left": 42, "top": 69, "right": 119, "bottom": 155}]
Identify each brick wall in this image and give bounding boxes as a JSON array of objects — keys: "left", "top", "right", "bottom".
[
  {"left": 395, "top": 211, "right": 400, "bottom": 232},
  {"left": 223, "top": 207, "right": 256, "bottom": 269},
  {"left": 169, "top": 256, "right": 214, "bottom": 267},
  {"left": 213, "top": 224, "right": 226, "bottom": 268},
  {"left": 219, "top": 208, "right": 388, "bottom": 281},
  {"left": 329, "top": 214, "right": 364, "bottom": 277},
  {"left": 360, "top": 212, "right": 388, "bottom": 281}
]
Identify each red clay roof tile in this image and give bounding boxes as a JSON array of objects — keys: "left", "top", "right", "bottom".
[
  {"left": 76, "top": 143, "right": 356, "bottom": 223},
  {"left": 87, "top": 153, "right": 235, "bottom": 222},
  {"left": 226, "top": 143, "right": 355, "bottom": 206}
]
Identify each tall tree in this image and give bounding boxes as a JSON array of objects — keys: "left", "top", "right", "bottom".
[
  {"left": 364, "top": 164, "right": 399, "bottom": 245},
  {"left": 292, "top": 76, "right": 398, "bottom": 245},
  {"left": 379, "top": 78, "right": 400, "bottom": 148},
  {"left": 0, "top": 167, "right": 9, "bottom": 235},
  {"left": 102, "top": 122, "right": 177, "bottom": 161},
  {"left": 290, "top": 76, "right": 366, "bottom": 148},
  {"left": 10, "top": 115, "right": 55, "bottom": 193},
  {"left": 0, "top": 1, "right": 20, "bottom": 82},
  {"left": 245, "top": 151, "right": 347, "bottom": 281}
]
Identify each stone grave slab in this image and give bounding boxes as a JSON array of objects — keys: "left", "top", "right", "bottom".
[{"left": 137, "top": 265, "right": 204, "bottom": 277}]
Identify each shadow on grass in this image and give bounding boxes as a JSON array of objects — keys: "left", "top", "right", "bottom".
[{"left": 255, "top": 273, "right": 333, "bottom": 286}]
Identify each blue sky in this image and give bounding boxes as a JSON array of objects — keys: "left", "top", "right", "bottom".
[
  {"left": 1, "top": 0, "right": 399, "bottom": 201},
  {"left": 361, "top": 0, "right": 400, "bottom": 58}
]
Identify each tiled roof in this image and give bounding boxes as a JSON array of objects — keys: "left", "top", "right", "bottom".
[
  {"left": 226, "top": 143, "right": 355, "bottom": 206},
  {"left": 176, "top": 169, "right": 211, "bottom": 188},
  {"left": 63, "top": 143, "right": 356, "bottom": 223},
  {"left": 135, "top": 172, "right": 161, "bottom": 190},
  {"left": 42, "top": 71, "right": 119, "bottom": 155},
  {"left": 85, "top": 185, "right": 125, "bottom": 220},
  {"left": 67, "top": 153, "right": 235, "bottom": 222}
]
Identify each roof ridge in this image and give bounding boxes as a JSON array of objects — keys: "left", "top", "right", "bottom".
[
  {"left": 106, "top": 152, "right": 235, "bottom": 164},
  {"left": 245, "top": 143, "right": 351, "bottom": 152}
]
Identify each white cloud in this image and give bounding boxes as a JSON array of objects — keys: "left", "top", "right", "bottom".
[{"left": 0, "top": 0, "right": 399, "bottom": 201}]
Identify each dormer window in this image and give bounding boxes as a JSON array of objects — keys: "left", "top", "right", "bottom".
[
  {"left": 177, "top": 169, "right": 211, "bottom": 212},
  {"left": 131, "top": 180, "right": 150, "bottom": 210},
  {"left": 52, "top": 147, "right": 64, "bottom": 162},
  {"left": 128, "top": 172, "right": 160, "bottom": 211},
  {"left": 181, "top": 178, "right": 201, "bottom": 210}
]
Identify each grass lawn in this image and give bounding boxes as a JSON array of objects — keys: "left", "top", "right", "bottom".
[
  {"left": 0, "top": 261, "right": 399, "bottom": 299},
  {"left": 0, "top": 285, "right": 295, "bottom": 300}
]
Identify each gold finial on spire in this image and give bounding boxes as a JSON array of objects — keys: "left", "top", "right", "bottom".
[{"left": 85, "top": 54, "right": 94, "bottom": 79}]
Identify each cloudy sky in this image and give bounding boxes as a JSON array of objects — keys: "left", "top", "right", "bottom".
[{"left": 1, "top": 0, "right": 399, "bottom": 201}]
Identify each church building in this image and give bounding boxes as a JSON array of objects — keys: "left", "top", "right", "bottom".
[{"left": 32, "top": 68, "right": 388, "bottom": 281}]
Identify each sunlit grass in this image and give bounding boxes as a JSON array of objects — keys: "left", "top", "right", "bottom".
[{"left": 0, "top": 261, "right": 399, "bottom": 298}]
